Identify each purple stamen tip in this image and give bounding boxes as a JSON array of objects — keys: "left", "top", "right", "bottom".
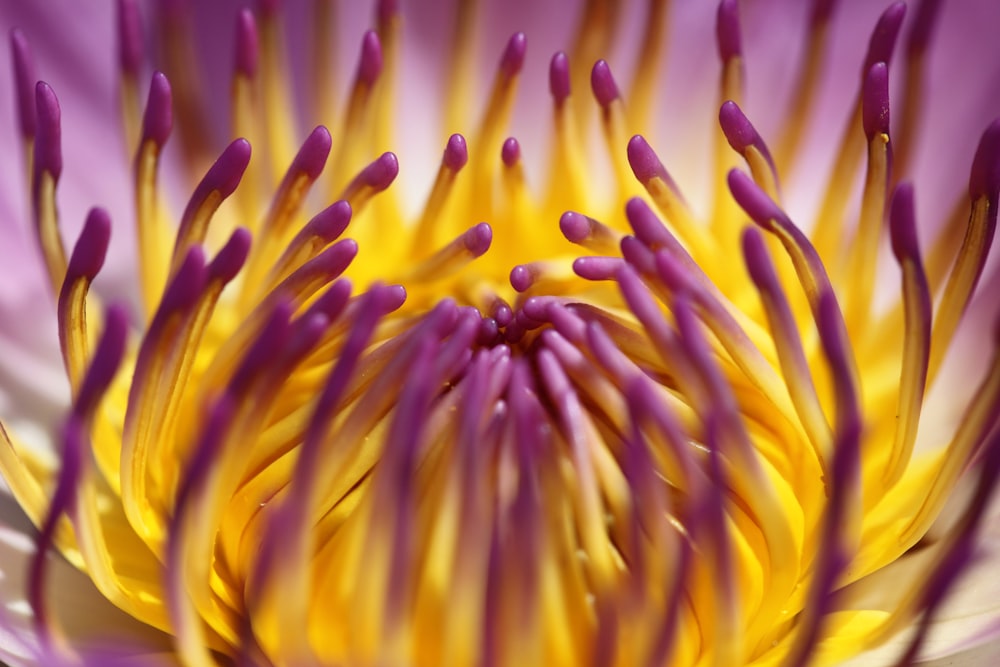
[
  {"left": 501, "top": 137, "right": 520, "bottom": 167},
  {"left": 117, "top": 0, "right": 143, "bottom": 75},
  {"left": 591, "top": 60, "right": 620, "bottom": 108},
  {"left": 79, "top": 304, "right": 130, "bottom": 411},
  {"left": 718, "top": 100, "right": 758, "bottom": 154},
  {"left": 969, "top": 118, "right": 1000, "bottom": 200},
  {"left": 864, "top": 2, "right": 906, "bottom": 72},
  {"left": 292, "top": 126, "right": 333, "bottom": 181},
  {"left": 908, "top": 0, "right": 942, "bottom": 54},
  {"left": 559, "top": 211, "right": 591, "bottom": 243},
  {"left": 889, "top": 183, "right": 919, "bottom": 261},
  {"left": 210, "top": 227, "right": 252, "bottom": 283},
  {"left": 362, "top": 152, "right": 399, "bottom": 191},
  {"left": 463, "top": 223, "right": 493, "bottom": 257},
  {"left": 509, "top": 265, "right": 533, "bottom": 292},
  {"left": 728, "top": 168, "right": 782, "bottom": 227},
  {"left": 163, "top": 247, "right": 208, "bottom": 314},
  {"left": 500, "top": 32, "right": 527, "bottom": 79},
  {"left": 34, "top": 81, "right": 62, "bottom": 179},
  {"left": 549, "top": 51, "right": 571, "bottom": 103},
  {"left": 443, "top": 133, "right": 468, "bottom": 171},
  {"left": 141, "top": 72, "right": 173, "bottom": 147},
  {"left": 206, "top": 138, "right": 252, "bottom": 198},
  {"left": 377, "top": 0, "right": 399, "bottom": 24},
  {"left": 67, "top": 208, "right": 112, "bottom": 282},
  {"left": 358, "top": 30, "right": 383, "bottom": 86},
  {"left": 383, "top": 284, "right": 408, "bottom": 313},
  {"left": 627, "top": 135, "right": 666, "bottom": 185},
  {"left": 10, "top": 29, "right": 37, "bottom": 137},
  {"left": 311, "top": 200, "right": 353, "bottom": 242},
  {"left": 235, "top": 9, "right": 259, "bottom": 78},
  {"left": 862, "top": 62, "right": 890, "bottom": 140},
  {"left": 716, "top": 0, "right": 742, "bottom": 62}
]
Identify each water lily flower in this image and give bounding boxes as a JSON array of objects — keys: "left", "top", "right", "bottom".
[{"left": 1, "top": 0, "right": 1000, "bottom": 665}]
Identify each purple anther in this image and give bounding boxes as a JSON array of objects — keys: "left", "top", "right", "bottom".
[
  {"left": 969, "top": 118, "right": 1000, "bottom": 201},
  {"left": 312, "top": 238, "right": 359, "bottom": 279},
  {"left": 559, "top": 211, "right": 592, "bottom": 244},
  {"left": 624, "top": 197, "right": 671, "bottom": 249},
  {"left": 862, "top": 62, "right": 890, "bottom": 140},
  {"left": 235, "top": 9, "right": 259, "bottom": 78},
  {"left": 77, "top": 304, "right": 130, "bottom": 416},
  {"left": 627, "top": 135, "right": 667, "bottom": 185},
  {"left": 727, "top": 169, "right": 783, "bottom": 228},
  {"left": 491, "top": 298, "right": 513, "bottom": 326},
  {"left": 382, "top": 284, "right": 408, "bottom": 313},
  {"left": 549, "top": 51, "right": 571, "bottom": 103},
  {"left": 908, "top": 0, "right": 942, "bottom": 55},
  {"left": 161, "top": 247, "right": 208, "bottom": 314},
  {"left": 463, "top": 223, "right": 493, "bottom": 257},
  {"left": 863, "top": 2, "right": 906, "bottom": 73},
  {"left": 620, "top": 235, "right": 657, "bottom": 273},
  {"left": 653, "top": 250, "right": 694, "bottom": 293},
  {"left": 288, "top": 126, "right": 331, "bottom": 180},
  {"left": 117, "top": 0, "right": 143, "bottom": 76},
  {"left": 888, "top": 183, "right": 919, "bottom": 261},
  {"left": 201, "top": 138, "right": 252, "bottom": 198},
  {"left": 66, "top": 208, "right": 112, "bottom": 282},
  {"left": 444, "top": 133, "right": 468, "bottom": 171},
  {"left": 141, "top": 72, "right": 173, "bottom": 147},
  {"left": 810, "top": 0, "right": 837, "bottom": 24},
  {"left": 477, "top": 317, "right": 500, "bottom": 346},
  {"left": 34, "top": 82, "right": 62, "bottom": 180},
  {"left": 377, "top": 0, "right": 399, "bottom": 25},
  {"left": 741, "top": 227, "right": 777, "bottom": 289},
  {"left": 520, "top": 296, "right": 553, "bottom": 323},
  {"left": 10, "top": 29, "right": 37, "bottom": 137},
  {"left": 308, "top": 280, "right": 352, "bottom": 323},
  {"left": 499, "top": 32, "right": 527, "bottom": 79},
  {"left": 501, "top": 137, "right": 520, "bottom": 167},
  {"left": 719, "top": 101, "right": 758, "bottom": 155},
  {"left": 357, "top": 30, "right": 383, "bottom": 86},
  {"left": 230, "top": 302, "right": 293, "bottom": 392},
  {"left": 573, "top": 256, "right": 625, "bottom": 281},
  {"left": 716, "top": 0, "right": 742, "bottom": 62},
  {"left": 359, "top": 152, "right": 399, "bottom": 191},
  {"left": 509, "top": 265, "right": 534, "bottom": 292},
  {"left": 590, "top": 60, "right": 620, "bottom": 108},
  {"left": 209, "top": 227, "right": 252, "bottom": 283},
  {"left": 309, "top": 200, "right": 353, "bottom": 242}
]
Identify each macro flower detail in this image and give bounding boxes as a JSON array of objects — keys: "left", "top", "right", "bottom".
[{"left": 1, "top": 0, "right": 1000, "bottom": 666}]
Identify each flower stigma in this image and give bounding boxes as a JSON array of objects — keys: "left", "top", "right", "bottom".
[{"left": 2, "top": 0, "right": 1000, "bottom": 666}]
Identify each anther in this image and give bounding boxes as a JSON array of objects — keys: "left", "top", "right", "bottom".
[
  {"left": 549, "top": 51, "right": 571, "bottom": 104},
  {"left": 33, "top": 81, "right": 67, "bottom": 293},
  {"left": 10, "top": 29, "right": 36, "bottom": 140}
]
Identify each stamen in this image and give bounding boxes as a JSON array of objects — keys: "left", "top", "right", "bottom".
[
  {"left": 413, "top": 134, "right": 469, "bottom": 257},
  {"left": 560, "top": 210, "right": 623, "bottom": 254},
  {"left": 625, "top": 0, "right": 668, "bottom": 130},
  {"left": 157, "top": 0, "right": 210, "bottom": 165},
  {"left": 116, "top": 0, "right": 144, "bottom": 154},
  {"left": 32, "top": 81, "right": 67, "bottom": 293},
  {"left": 262, "top": 200, "right": 352, "bottom": 293},
  {"left": 135, "top": 71, "right": 173, "bottom": 314},
  {"left": 784, "top": 294, "right": 862, "bottom": 667},
  {"left": 882, "top": 184, "right": 931, "bottom": 488},
  {"left": 10, "top": 29, "right": 36, "bottom": 151},
  {"left": 256, "top": 0, "right": 297, "bottom": 182},
  {"left": 230, "top": 10, "right": 262, "bottom": 223},
  {"left": 405, "top": 223, "right": 492, "bottom": 284},
  {"left": 711, "top": 0, "right": 745, "bottom": 244},
  {"left": 329, "top": 30, "right": 383, "bottom": 193},
  {"left": 893, "top": 0, "right": 943, "bottom": 179},
  {"left": 309, "top": 0, "right": 337, "bottom": 128},
  {"left": 373, "top": 0, "right": 402, "bottom": 155},
  {"left": 443, "top": 0, "right": 478, "bottom": 135},
  {"left": 773, "top": 0, "right": 837, "bottom": 170},
  {"left": 471, "top": 33, "right": 526, "bottom": 216},
  {"left": 58, "top": 208, "right": 111, "bottom": 394},
  {"left": 926, "top": 119, "right": 1000, "bottom": 384},
  {"left": 338, "top": 151, "right": 399, "bottom": 214},
  {"left": 238, "top": 126, "right": 330, "bottom": 307},
  {"left": 742, "top": 227, "right": 832, "bottom": 461},
  {"left": 171, "top": 138, "right": 252, "bottom": 277},
  {"left": 591, "top": 60, "right": 633, "bottom": 197},
  {"left": 626, "top": 135, "right": 712, "bottom": 263},
  {"left": 810, "top": 3, "right": 905, "bottom": 269},
  {"left": 546, "top": 51, "right": 585, "bottom": 212},
  {"left": 719, "top": 101, "right": 779, "bottom": 201},
  {"left": 844, "top": 61, "right": 892, "bottom": 333},
  {"left": 568, "top": 0, "right": 622, "bottom": 129}
]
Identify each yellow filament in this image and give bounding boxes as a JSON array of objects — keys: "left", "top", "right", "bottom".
[
  {"left": 711, "top": 55, "right": 746, "bottom": 294},
  {"left": 470, "top": 66, "right": 522, "bottom": 220},
  {"left": 120, "top": 76, "right": 142, "bottom": 159},
  {"left": 135, "top": 140, "right": 172, "bottom": 316},
  {"left": 171, "top": 191, "right": 225, "bottom": 276},
  {"left": 773, "top": 16, "right": 832, "bottom": 172},
  {"left": 845, "top": 132, "right": 890, "bottom": 335},
  {"left": 599, "top": 99, "right": 636, "bottom": 200},
  {"left": 926, "top": 195, "right": 992, "bottom": 384},
  {"left": 413, "top": 159, "right": 464, "bottom": 258},
  {"left": 641, "top": 176, "right": 714, "bottom": 264},
  {"left": 545, "top": 99, "right": 587, "bottom": 215},
  {"left": 230, "top": 73, "right": 263, "bottom": 228},
  {"left": 59, "top": 279, "right": 90, "bottom": 394},
  {"left": 626, "top": 0, "right": 669, "bottom": 131},
  {"left": 258, "top": 11, "right": 297, "bottom": 184},
  {"left": 35, "top": 172, "right": 67, "bottom": 294},
  {"left": 444, "top": 0, "right": 478, "bottom": 137},
  {"left": 569, "top": 0, "right": 620, "bottom": 132},
  {"left": 310, "top": 0, "right": 337, "bottom": 129}
]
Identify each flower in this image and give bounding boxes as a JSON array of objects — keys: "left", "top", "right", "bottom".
[{"left": 1, "top": 0, "right": 1000, "bottom": 665}]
